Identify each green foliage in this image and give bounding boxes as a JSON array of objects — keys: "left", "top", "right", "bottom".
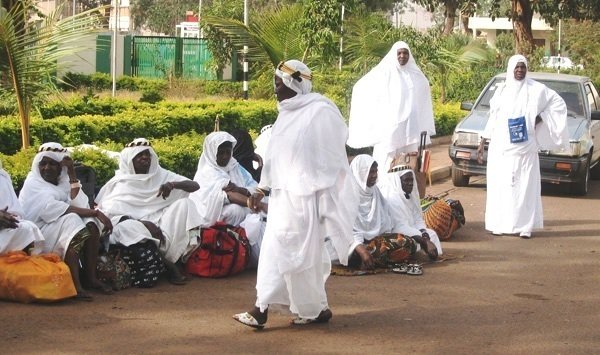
[
  {"left": 139, "top": 89, "right": 164, "bottom": 104},
  {"left": 0, "top": 99, "right": 278, "bottom": 154},
  {"left": 432, "top": 102, "right": 464, "bottom": 136},
  {"left": 59, "top": 72, "right": 169, "bottom": 92}
]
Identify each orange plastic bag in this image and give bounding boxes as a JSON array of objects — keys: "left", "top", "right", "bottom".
[{"left": 0, "top": 251, "right": 76, "bottom": 303}]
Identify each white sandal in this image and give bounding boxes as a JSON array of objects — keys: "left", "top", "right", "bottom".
[
  {"left": 407, "top": 264, "right": 423, "bottom": 276},
  {"left": 232, "top": 312, "right": 265, "bottom": 329}
]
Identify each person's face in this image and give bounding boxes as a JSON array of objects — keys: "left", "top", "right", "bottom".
[
  {"left": 274, "top": 75, "right": 297, "bottom": 102},
  {"left": 132, "top": 149, "right": 151, "bottom": 174},
  {"left": 397, "top": 48, "right": 410, "bottom": 66},
  {"left": 216, "top": 142, "right": 233, "bottom": 167},
  {"left": 38, "top": 156, "right": 61, "bottom": 185},
  {"left": 400, "top": 172, "right": 414, "bottom": 195},
  {"left": 513, "top": 62, "right": 527, "bottom": 81},
  {"left": 366, "top": 162, "right": 378, "bottom": 188}
]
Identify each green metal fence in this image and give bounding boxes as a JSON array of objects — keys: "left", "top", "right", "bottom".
[{"left": 132, "top": 36, "right": 215, "bottom": 79}]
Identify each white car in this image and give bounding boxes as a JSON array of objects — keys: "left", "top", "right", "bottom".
[{"left": 542, "top": 56, "right": 584, "bottom": 70}]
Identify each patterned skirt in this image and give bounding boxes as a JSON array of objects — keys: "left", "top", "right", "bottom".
[{"left": 349, "top": 233, "right": 417, "bottom": 269}]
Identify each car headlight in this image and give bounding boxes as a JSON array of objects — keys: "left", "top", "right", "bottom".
[{"left": 454, "top": 132, "right": 480, "bottom": 147}]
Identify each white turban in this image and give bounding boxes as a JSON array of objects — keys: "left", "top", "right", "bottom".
[{"left": 275, "top": 59, "right": 312, "bottom": 95}]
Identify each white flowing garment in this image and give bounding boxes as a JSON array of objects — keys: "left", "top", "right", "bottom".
[
  {"left": 19, "top": 146, "right": 92, "bottom": 258},
  {"left": 482, "top": 55, "right": 569, "bottom": 234},
  {"left": 0, "top": 163, "right": 44, "bottom": 254},
  {"left": 255, "top": 60, "right": 358, "bottom": 319},
  {"left": 379, "top": 168, "right": 442, "bottom": 255},
  {"left": 189, "top": 131, "right": 257, "bottom": 227},
  {"left": 348, "top": 41, "right": 436, "bottom": 172},
  {"left": 349, "top": 155, "right": 392, "bottom": 243},
  {"left": 95, "top": 144, "right": 201, "bottom": 262}
]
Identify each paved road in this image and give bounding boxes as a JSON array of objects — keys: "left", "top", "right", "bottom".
[{"left": 2, "top": 177, "right": 600, "bottom": 354}]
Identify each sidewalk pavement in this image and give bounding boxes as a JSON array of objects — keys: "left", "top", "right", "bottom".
[{"left": 428, "top": 135, "right": 452, "bottom": 184}]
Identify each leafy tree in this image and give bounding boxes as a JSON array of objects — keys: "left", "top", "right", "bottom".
[
  {"left": 0, "top": 1, "right": 106, "bottom": 149},
  {"left": 130, "top": 0, "right": 197, "bottom": 35},
  {"left": 413, "top": 0, "right": 478, "bottom": 35}
]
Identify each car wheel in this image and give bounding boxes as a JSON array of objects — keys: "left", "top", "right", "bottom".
[
  {"left": 591, "top": 159, "right": 600, "bottom": 180},
  {"left": 451, "top": 164, "right": 470, "bottom": 187},
  {"left": 570, "top": 155, "right": 590, "bottom": 196}
]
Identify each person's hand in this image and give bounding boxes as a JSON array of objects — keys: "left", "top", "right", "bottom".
[
  {"left": 95, "top": 210, "right": 113, "bottom": 236},
  {"left": 222, "top": 181, "right": 237, "bottom": 192},
  {"left": 247, "top": 192, "right": 264, "bottom": 213},
  {"left": 355, "top": 244, "right": 374, "bottom": 270},
  {"left": 60, "top": 156, "right": 75, "bottom": 170},
  {"left": 157, "top": 182, "right": 175, "bottom": 200},
  {"left": 141, "top": 220, "right": 165, "bottom": 243},
  {"left": 0, "top": 207, "right": 19, "bottom": 229}
]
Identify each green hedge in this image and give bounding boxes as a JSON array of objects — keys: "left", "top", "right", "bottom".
[
  {"left": 0, "top": 100, "right": 278, "bottom": 154},
  {"left": 433, "top": 102, "right": 465, "bottom": 136}
]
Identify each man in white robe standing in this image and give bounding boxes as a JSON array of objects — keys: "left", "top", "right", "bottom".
[
  {"left": 233, "top": 60, "right": 358, "bottom": 328},
  {"left": 347, "top": 41, "right": 436, "bottom": 174},
  {"left": 477, "top": 55, "right": 569, "bottom": 238},
  {"left": 0, "top": 159, "right": 44, "bottom": 254},
  {"left": 95, "top": 138, "right": 202, "bottom": 284}
]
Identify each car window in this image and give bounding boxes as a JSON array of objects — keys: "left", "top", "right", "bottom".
[
  {"left": 585, "top": 83, "right": 599, "bottom": 111},
  {"left": 475, "top": 78, "right": 583, "bottom": 116}
]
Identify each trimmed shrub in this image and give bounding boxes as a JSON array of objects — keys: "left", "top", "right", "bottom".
[{"left": 433, "top": 102, "right": 464, "bottom": 136}]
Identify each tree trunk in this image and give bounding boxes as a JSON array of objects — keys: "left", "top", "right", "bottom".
[
  {"left": 511, "top": 0, "right": 534, "bottom": 55},
  {"left": 442, "top": 0, "right": 459, "bottom": 36},
  {"left": 461, "top": 13, "right": 472, "bottom": 35}
]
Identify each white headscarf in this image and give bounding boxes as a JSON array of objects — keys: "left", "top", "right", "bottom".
[
  {"left": 95, "top": 138, "right": 190, "bottom": 219},
  {"left": 350, "top": 155, "right": 391, "bottom": 241},
  {"left": 348, "top": 41, "right": 435, "bottom": 150},
  {"left": 0, "top": 159, "right": 24, "bottom": 218},
  {"left": 275, "top": 59, "right": 312, "bottom": 95},
  {"left": 190, "top": 131, "right": 256, "bottom": 227},
  {"left": 19, "top": 143, "right": 72, "bottom": 222},
  {"left": 378, "top": 165, "right": 423, "bottom": 236}
]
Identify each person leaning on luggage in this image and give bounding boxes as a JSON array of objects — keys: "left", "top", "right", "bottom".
[{"left": 18, "top": 143, "right": 114, "bottom": 300}]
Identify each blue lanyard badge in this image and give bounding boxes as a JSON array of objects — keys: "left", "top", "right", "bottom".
[{"left": 508, "top": 116, "right": 528, "bottom": 143}]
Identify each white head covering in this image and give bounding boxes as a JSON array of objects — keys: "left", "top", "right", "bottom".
[
  {"left": 378, "top": 165, "right": 420, "bottom": 230},
  {"left": 275, "top": 59, "right": 313, "bottom": 95},
  {"left": 95, "top": 138, "right": 190, "bottom": 219},
  {"left": 0, "top": 159, "right": 24, "bottom": 218},
  {"left": 348, "top": 41, "right": 435, "bottom": 150},
  {"left": 19, "top": 143, "right": 71, "bottom": 222},
  {"left": 505, "top": 54, "right": 528, "bottom": 88},
  {"left": 190, "top": 132, "right": 256, "bottom": 227},
  {"left": 349, "top": 155, "right": 392, "bottom": 241}
]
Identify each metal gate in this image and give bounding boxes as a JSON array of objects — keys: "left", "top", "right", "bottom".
[{"left": 132, "top": 36, "right": 215, "bottom": 79}]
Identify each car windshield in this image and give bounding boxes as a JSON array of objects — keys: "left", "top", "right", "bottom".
[{"left": 474, "top": 78, "right": 584, "bottom": 116}]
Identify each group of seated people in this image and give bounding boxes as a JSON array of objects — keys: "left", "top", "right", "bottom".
[{"left": 0, "top": 129, "right": 443, "bottom": 301}]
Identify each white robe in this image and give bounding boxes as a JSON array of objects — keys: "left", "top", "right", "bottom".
[
  {"left": 255, "top": 85, "right": 358, "bottom": 318},
  {"left": 0, "top": 165, "right": 44, "bottom": 254},
  {"left": 189, "top": 131, "right": 258, "bottom": 227},
  {"left": 482, "top": 55, "right": 569, "bottom": 234},
  {"left": 19, "top": 149, "right": 96, "bottom": 259},
  {"left": 379, "top": 169, "right": 442, "bottom": 255},
  {"left": 348, "top": 41, "right": 435, "bottom": 173},
  {"left": 95, "top": 145, "right": 201, "bottom": 263}
]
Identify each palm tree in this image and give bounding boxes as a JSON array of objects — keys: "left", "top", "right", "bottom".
[{"left": 0, "top": 1, "right": 106, "bottom": 149}]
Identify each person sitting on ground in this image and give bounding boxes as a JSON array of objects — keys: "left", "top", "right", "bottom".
[
  {"left": 190, "top": 131, "right": 266, "bottom": 228},
  {"left": 379, "top": 165, "right": 442, "bottom": 261},
  {"left": 229, "top": 129, "right": 263, "bottom": 183},
  {"left": 0, "top": 158, "right": 44, "bottom": 254},
  {"left": 19, "top": 143, "right": 114, "bottom": 299},
  {"left": 343, "top": 155, "right": 417, "bottom": 270},
  {"left": 95, "top": 138, "right": 202, "bottom": 285}
]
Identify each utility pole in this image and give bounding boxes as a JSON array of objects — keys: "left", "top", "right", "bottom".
[
  {"left": 112, "top": 0, "right": 119, "bottom": 97},
  {"left": 243, "top": 0, "right": 249, "bottom": 100},
  {"left": 338, "top": 5, "right": 345, "bottom": 71}
]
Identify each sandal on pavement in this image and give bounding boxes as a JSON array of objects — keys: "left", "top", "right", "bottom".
[
  {"left": 233, "top": 312, "right": 265, "bottom": 329},
  {"left": 291, "top": 309, "right": 332, "bottom": 325},
  {"left": 392, "top": 263, "right": 409, "bottom": 274},
  {"left": 74, "top": 291, "right": 93, "bottom": 301},
  {"left": 407, "top": 264, "right": 423, "bottom": 276}
]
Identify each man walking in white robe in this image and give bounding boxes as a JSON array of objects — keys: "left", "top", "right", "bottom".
[
  {"left": 233, "top": 60, "right": 358, "bottom": 328},
  {"left": 477, "top": 55, "right": 569, "bottom": 238}
]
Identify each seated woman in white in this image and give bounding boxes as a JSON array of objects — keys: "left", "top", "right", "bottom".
[
  {"left": 19, "top": 143, "right": 114, "bottom": 299},
  {"left": 379, "top": 165, "right": 442, "bottom": 260},
  {"left": 0, "top": 159, "right": 44, "bottom": 254},
  {"left": 190, "top": 131, "right": 265, "bottom": 227}
]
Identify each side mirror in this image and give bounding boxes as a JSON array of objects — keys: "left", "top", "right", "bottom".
[
  {"left": 591, "top": 111, "right": 600, "bottom": 121},
  {"left": 460, "top": 102, "right": 473, "bottom": 111}
]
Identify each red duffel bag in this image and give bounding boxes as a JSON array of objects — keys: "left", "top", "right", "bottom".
[{"left": 185, "top": 222, "right": 250, "bottom": 278}]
